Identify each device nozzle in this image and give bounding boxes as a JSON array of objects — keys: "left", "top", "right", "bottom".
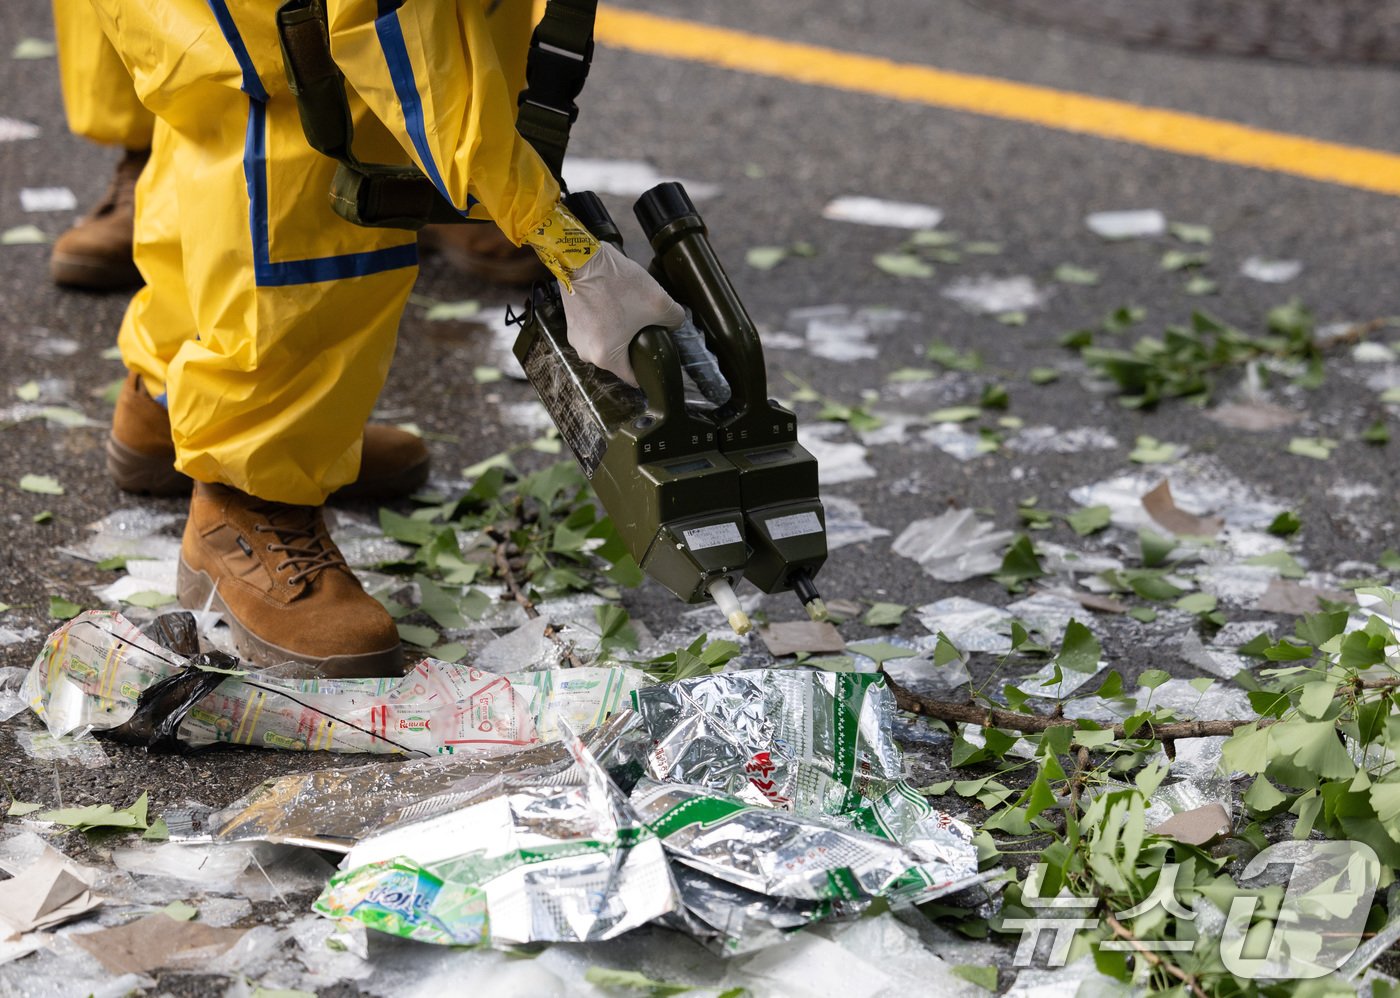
[
  {"left": 791, "top": 571, "right": 826, "bottom": 621},
  {"left": 708, "top": 578, "right": 751, "bottom": 636}
]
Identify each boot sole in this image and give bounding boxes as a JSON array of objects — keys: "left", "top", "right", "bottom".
[
  {"left": 106, "top": 434, "right": 192, "bottom": 497},
  {"left": 50, "top": 253, "right": 143, "bottom": 292},
  {"left": 177, "top": 557, "right": 404, "bottom": 679}
]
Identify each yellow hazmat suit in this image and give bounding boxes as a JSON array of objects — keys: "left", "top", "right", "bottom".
[
  {"left": 86, "top": 0, "right": 560, "bottom": 504},
  {"left": 51, "top": 0, "right": 153, "bottom": 150}
]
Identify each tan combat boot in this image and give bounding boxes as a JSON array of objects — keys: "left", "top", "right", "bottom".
[
  {"left": 419, "top": 222, "right": 547, "bottom": 286},
  {"left": 106, "top": 372, "right": 431, "bottom": 499},
  {"left": 50, "top": 149, "right": 148, "bottom": 291},
  {"left": 177, "top": 482, "right": 403, "bottom": 677}
]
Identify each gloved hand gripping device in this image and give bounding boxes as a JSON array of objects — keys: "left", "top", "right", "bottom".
[
  {"left": 277, "top": 0, "right": 829, "bottom": 632},
  {"left": 513, "top": 187, "right": 829, "bottom": 633}
]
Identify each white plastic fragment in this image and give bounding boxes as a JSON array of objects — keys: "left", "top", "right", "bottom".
[
  {"left": 893, "top": 509, "right": 1012, "bottom": 583},
  {"left": 915, "top": 597, "right": 1014, "bottom": 653},
  {"left": 1070, "top": 459, "right": 1286, "bottom": 535},
  {"left": 1352, "top": 341, "right": 1396, "bottom": 364},
  {"left": 0, "top": 666, "right": 28, "bottom": 720},
  {"left": 821, "top": 195, "right": 943, "bottom": 230},
  {"left": 89, "top": 559, "right": 179, "bottom": 606},
  {"left": 561, "top": 158, "right": 718, "bottom": 199},
  {"left": 1240, "top": 256, "right": 1302, "bottom": 283},
  {"left": 798, "top": 423, "right": 877, "bottom": 484},
  {"left": 14, "top": 730, "right": 109, "bottom": 769},
  {"left": 1005, "top": 425, "right": 1119, "bottom": 454},
  {"left": 0, "top": 118, "right": 40, "bottom": 142},
  {"left": 1085, "top": 209, "right": 1166, "bottom": 240},
  {"left": 822, "top": 495, "right": 890, "bottom": 550},
  {"left": 60, "top": 509, "right": 184, "bottom": 564},
  {"left": 920, "top": 422, "right": 989, "bottom": 461},
  {"left": 941, "top": 275, "right": 1048, "bottom": 315},
  {"left": 19, "top": 187, "right": 77, "bottom": 212}
]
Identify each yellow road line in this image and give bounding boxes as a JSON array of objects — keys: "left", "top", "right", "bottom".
[{"left": 593, "top": 5, "right": 1400, "bottom": 197}]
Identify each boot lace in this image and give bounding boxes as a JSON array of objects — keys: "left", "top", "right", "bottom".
[{"left": 251, "top": 504, "right": 344, "bottom": 586}]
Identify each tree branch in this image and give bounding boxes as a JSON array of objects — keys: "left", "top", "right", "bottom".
[
  {"left": 884, "top": 672, "right": 1274, "bottom": 745},
  {"left": 489, "top": 526, "right": 584, "bottom": 669},
  {"left": 1104, "top": 913, "right": 1211, "bottom": 998}
]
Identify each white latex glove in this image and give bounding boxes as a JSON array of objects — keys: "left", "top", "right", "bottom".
[{"left": 560, "top": 241, "right": 685, "bottom": 386}]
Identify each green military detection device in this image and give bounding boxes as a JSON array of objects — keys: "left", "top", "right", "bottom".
[
  {"left": 635, "top": 183, "right": 829, "bottom": 622},
  {"left": 513, "top": 186, "right": 828, "bottom": 633}
]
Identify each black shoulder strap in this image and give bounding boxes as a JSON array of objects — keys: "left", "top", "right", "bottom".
[
  {"left": 276, "top": 0, "right": 597, "bottom": 229},
  {"left": 515, "top": 0, "right": 598, "bottom": 187}
]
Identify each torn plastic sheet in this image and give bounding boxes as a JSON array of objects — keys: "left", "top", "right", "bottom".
[
  {"left": 14, "top": 729, "right": 110, "bottom": 768},
  {"left": 1007, "top": 590, "right": 1085, "bottom": 636},
  {"left": 630, "top": 670, "right": 906, "bottom": 814},
  {"left": 916, "top": 597, "right": 1014, "bottom": 653},
  {"left": 820, "top": 195, "right": 943, "bottom": 229},
  {"left": 0, "top": 943, "right": 154, "bottom": 998},
  {"left": 1206, "top": 400, "right": 1302, "bottom": 432},
  {"left": 920, "top": 422, "right": 989, "bottom": 461},
  {"left": 664, "top": 864, "right": 852, "bottom": 956},
  {"left": 893, "top": 509, "right": 1012, "bottom": 583},
  {"left": 822, "top": 495, "right": 890, "bottom": 551},
  {"left": 941, "top": 275, "right": 1047, "bottom": 315},
  {"left": 112, "top": 840, "right": 334, "bottom": 905},
  {"left": 1014, "top": 654, "right": 1106, "bottom": 700},
  {"left": 633, "top": 778, "right": 978, "bottom": 908},
  {"left": 23, "top": 612, "right": 634, "bottom": 756},
  {"left": 1031, "top": 541, "right": 1124, "bottom": 578},
  {"left": 209, "top": 711, "right": 650, "bottom": 851},
  {"left": 1069, "top": 458, "right": 1285, "bottom": 534},
  {"left": 0, "top": 665, "right": 28, "bottom": 720},
  {"left": 89, "top": 559, "right": 178, "bottom": 606},
  {"left": 1085, "top": 208, "right": 1165, "bottom": 240},
  {"left": 1005, "top": 955, "right": 1137, "bottom": 998},
  {"left": 1177, "top": 631, "right": 1247, "bottom": 680},
  {"left": 770, "top": 915, "right": 990, "bottom": 998},
  {"left": 857, "top": 414, "right": 922, "bottom": 447},
  {"left": 59, "top": 509, "right": 184, "bottom": 564},
  {"left": 317, "top": 729, "right": 675, "bottom": 947},
  {"left": 884, "top": 644, "right": 973, "bottom": 700},
  {"left": 1193, "top": 560, "right": 1283, "bottom": 606},
  {"left": 1005, "top": 425, "right": 1119, "bottom": 454},
  {"left": 290, "top": 914, "right": 373, "bottom": 987},
  {"left": 330, "top": 514, "right": 416, "bottom": 569},
  {"left": 783, "top": 305, "right": 913, "bottom": 364},
  {"left": 1067, "top": 678, "right": 1253, "bottom": 727},
  {"left": 0, "top": 626, "right": 35, "bottom": 650},
  {"left": 798, "top": 423, "right": 877, "bottom": 484}
]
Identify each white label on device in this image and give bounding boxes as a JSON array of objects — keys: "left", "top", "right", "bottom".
[
  {"left": 683, "top": 523, "right": 743, "bottom": 551},
  {"left": 766, "top": 512, "right": 823, "bottom": 540}
]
